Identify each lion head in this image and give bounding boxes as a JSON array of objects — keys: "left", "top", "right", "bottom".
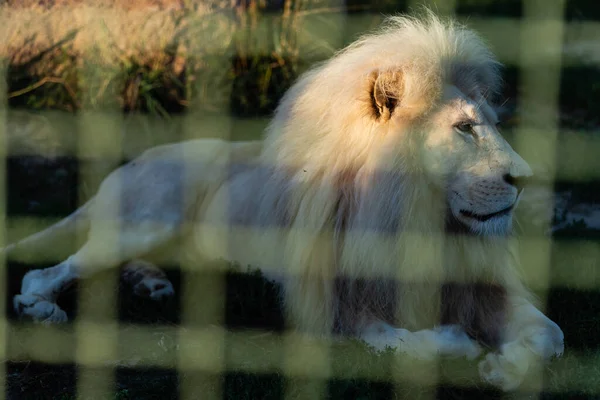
[
  {"left": 261, "top": 11, "right": 532, "bottom": 237},
  {"left": 419, "top": 84, "right": 533, "bottom": 236}
]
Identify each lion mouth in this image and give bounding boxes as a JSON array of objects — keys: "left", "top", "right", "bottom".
[{"left": 460, "top": 205, "right": 514, "bottom": 222}]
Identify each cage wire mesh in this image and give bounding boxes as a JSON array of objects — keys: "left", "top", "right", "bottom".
[{"left": 1, "top": 0, "right": 599, "bottom": 398}]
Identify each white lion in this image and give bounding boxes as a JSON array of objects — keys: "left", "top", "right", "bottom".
[{"left": 9, "top": 10, "right": 563, "bottom": 390}]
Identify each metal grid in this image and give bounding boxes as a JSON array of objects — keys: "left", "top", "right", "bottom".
[{"left": 1, "top": 0, "right": 599, "bottom": 398}]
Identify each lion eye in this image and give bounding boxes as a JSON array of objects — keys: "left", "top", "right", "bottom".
[
  {"left": 455, "top": 122, "right": 472, "bottom": 132},
  {"left": 454, "top": 122, "right": 475, "bottom": 137}
]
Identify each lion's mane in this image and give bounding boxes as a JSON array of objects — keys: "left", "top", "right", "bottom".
[{"left": 252, "top": 11, "right": 531, "bottom": 348}]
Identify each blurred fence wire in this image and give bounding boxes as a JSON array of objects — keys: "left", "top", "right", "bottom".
[{"left": 1, "top": 0, "right": 599, "bottom": 399}]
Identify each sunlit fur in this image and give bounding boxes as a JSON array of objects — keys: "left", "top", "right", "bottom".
[{"left": 244, "top": 10, "right": 535, "bottom": 338}]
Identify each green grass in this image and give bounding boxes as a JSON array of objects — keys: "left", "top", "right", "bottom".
[{"left": 6, "top": 251, "right": 600, "bottom": 400}]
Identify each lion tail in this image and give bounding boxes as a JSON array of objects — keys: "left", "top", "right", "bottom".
[{"left": 3, "top": 199, "right": 94, "bottom": 265}]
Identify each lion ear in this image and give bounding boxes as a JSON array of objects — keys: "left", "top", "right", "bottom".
[{"left": 370, "top": 69, "right": 404, "bottom": 121}]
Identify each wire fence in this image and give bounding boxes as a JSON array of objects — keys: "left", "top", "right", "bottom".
[{"left": 1, "top": 0, "right": 599, "bottom": 399}]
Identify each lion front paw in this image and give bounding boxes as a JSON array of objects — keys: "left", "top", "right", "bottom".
[
  {"left": 478, "top": 322, "right": 565, "bottom": 391},
  {"left": 429, "top": 325, "right": 482, "bottom": 360},
  {"left": 13, "top": 294, "right": 68, "bottom": 324},
  {"left": 521, "top": 320, "right": 564, "bottom": 360},
  {"left": 360, "top": 323, "right": 482, "bottom": 361},
  {"left": 478, "top": 346, "right": 529, "bottom": 391}
]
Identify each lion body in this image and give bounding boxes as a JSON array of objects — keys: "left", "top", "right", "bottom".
[
  {"left": 193, "top": 150, "right": 525, "bottom": 340},
  {"left": 11, "top": 11, "right": 563, "bottom": 390}
]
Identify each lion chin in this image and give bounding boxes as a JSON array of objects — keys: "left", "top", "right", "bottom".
[
  {"left": 9, "top": 8, "right": 563, "bottom": 392},
  {"left": 449, "top": 204, "right": 516, "bottom": 236}
]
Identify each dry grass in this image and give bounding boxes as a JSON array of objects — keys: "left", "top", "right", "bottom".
[
  {"left": 0, "top": 2, "right": 236, "bottom": 68},
  {"left": 0, "top": 0, "right": 353, "bottom": 114}
]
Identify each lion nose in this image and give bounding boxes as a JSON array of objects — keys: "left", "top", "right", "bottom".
[{"left": 503, "top": 173, "right": 528, "bottom": 191}]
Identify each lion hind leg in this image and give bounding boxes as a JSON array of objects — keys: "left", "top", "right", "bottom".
[
  {"left": 13, "top": 295, "right": 68, "bottom": 324},
  {"left": 13, "top": 259, "right": 78, "bottom": 323},
  {"left": 121, "top": 259, "right": 174, "bottom": 301},
  {"left": 359, "top": 320, "right": 482, "bottom": 361},
  {"left": 3, "top": 200, "right": 92, "bottom": 265},
  {"left": 14, "top": 217, "right": 179, "bottom": 323}
]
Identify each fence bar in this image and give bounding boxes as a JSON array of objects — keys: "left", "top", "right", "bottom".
[
  {"left": 513, "top": 0, "right": 566, "bottom": 394},
  {"left": 73, "top": 11, "right": 127, "bottom": 395},
  {"left": 0, "top": 54, "right": 8, "bottom": 400},
  {"left": 178, "top": 9, "right": 234, "bottom": 398}
]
